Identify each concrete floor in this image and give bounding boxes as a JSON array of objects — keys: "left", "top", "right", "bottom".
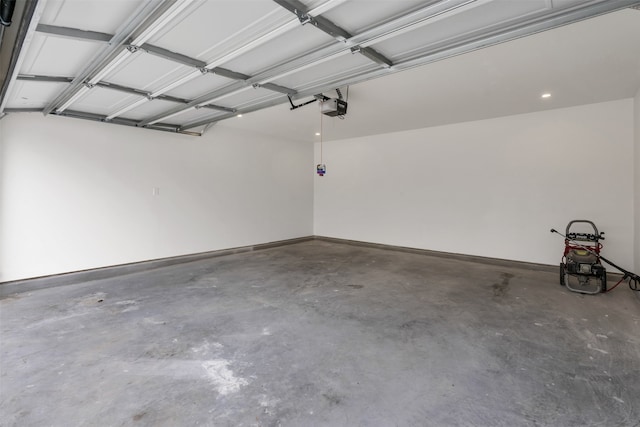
[{"left": 1, "top": 240, "right": 639, "bottom": 427}]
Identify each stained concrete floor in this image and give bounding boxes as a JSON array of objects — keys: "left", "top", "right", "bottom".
[{"left": 1, "top": 240, "right": 639, "bottom": 427}]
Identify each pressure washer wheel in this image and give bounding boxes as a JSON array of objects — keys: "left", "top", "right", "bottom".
[{"left": 559, "top": 263, "right": 565, "bottom": 286}]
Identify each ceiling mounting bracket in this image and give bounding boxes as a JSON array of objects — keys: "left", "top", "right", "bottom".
[{"left": 297, "top": 12, "right": 312, "bottom": 25}]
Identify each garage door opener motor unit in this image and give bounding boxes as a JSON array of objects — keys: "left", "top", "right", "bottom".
[{"left": 320, "top": 98, "right": 347, "bottom": 117}]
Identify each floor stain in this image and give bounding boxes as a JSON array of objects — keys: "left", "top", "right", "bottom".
[
  {"left": 76, "top": 292, "right": 107, "bottom": 307},
  {"left": 492, "top": 273, "right": 514, "bottom": 297},
  {"left": 400, "top": 319, "right": 429, "bottom": 329},
  {"left": 132, "top": 411, "right": 146, "bottom": 421},
  {"left": 322, "top": 392, "right": 342, "bottom": 406},
  {"left": 0, "top": 292, "right": 23, "bottom": 302}
]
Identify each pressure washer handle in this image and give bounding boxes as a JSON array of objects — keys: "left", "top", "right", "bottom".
[{"left": 565, "top": 219, "right": 600, "bottom": 237}]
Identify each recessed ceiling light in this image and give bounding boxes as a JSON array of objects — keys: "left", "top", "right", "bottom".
[
  {"left": 315, "top": 132, "right": 321, "bottom": 136},
  {"left": 541, "top": 93, "right": 552, "bottom": 98},
  {"left": 237, "top": 114, "right": 243, "bottom": 117}
]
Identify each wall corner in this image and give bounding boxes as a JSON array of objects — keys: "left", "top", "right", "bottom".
[{"left": 634, "top": 89, "right": 640, "bottom": 272}]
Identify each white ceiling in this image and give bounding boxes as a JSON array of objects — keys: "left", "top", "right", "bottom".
[{"left": 1, "top": 0, "right": 639, "bottom": 139}]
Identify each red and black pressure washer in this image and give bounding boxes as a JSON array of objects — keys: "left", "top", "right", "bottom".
[{"left": 551, "top": 220, "right": 640, "bottom": 295}]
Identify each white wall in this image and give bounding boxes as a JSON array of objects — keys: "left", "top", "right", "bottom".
[
  {"left": 0, "top": 114, "right": 313, "bottom": 282},
  {"left": 1, "top": 98, "right": 635, "bottom": 281},
  {"left": 635, "top": 89, "right": 640, "bottom": 272},
  {"left": 315, "top": 99, "right": 635, "bottom": 268}
]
